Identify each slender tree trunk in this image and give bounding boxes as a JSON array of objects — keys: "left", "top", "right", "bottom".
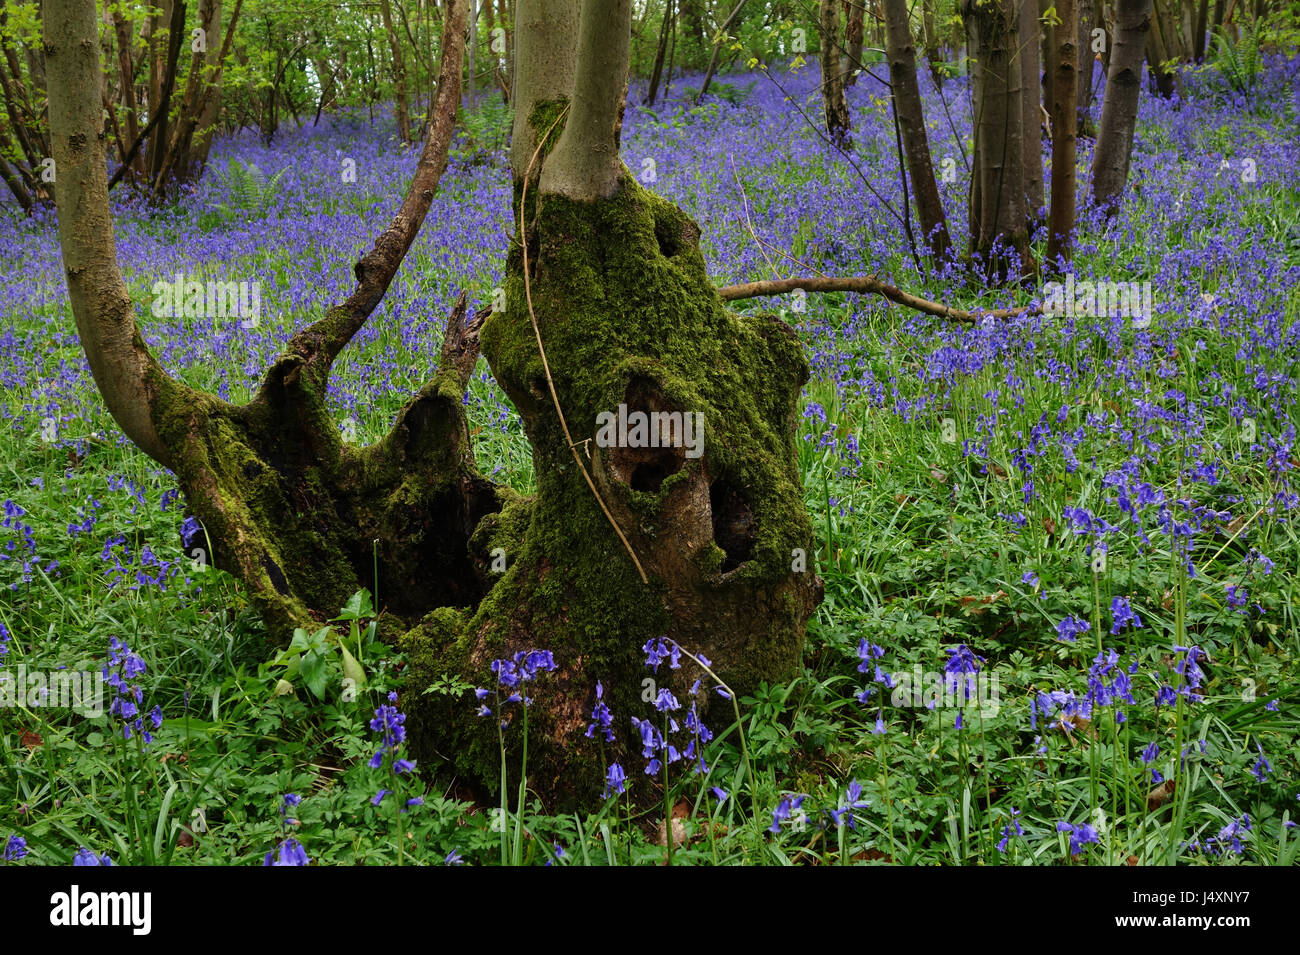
[
  {"left": 1018, "top": 0, "right": 1045, "bottom": 224},
  {"left": 1045, "top": 0, "right": 1077, "bottom": 266},
  {"left": 697, "top": 0, "right": 747, "bottom": 101},
  {"left": 844, "top": 0, "right": 865, "bottom": 87},
  {"left": 1192, "top": 0, "right": 1209, "bottom": 59},
  {"left": 645, "top": 0, "right": 673, "bottom": 106},
  {"left": 1145, "top": 0, "right": 1180, "bottom": 96},
  {"left": 1091, "top": 0, "right": 1150, "bottom": 213},
  {"left": 380, "top": 0, "right": 413, "bottom": 143},
  {"left": 965, "top": 0, "right": 1034, "bottom": 281},
  {"left": 883, "top": 0, "right": 951, "bottom": 259},
  {"left": 819, "top": 0, "right": 852, "bottom": 148},
  {"left": 496, "top": 0, "right": 512, "bottom": 102},
  {"left": 923, "top": 0, "right": 944, "bottom": 87},
  {"left": 1076, "top": 0, "right": 1098, "bottom": 135}
]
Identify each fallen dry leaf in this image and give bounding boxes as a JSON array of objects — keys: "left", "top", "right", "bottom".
[{"left": 1147, "top": 779, "right": 1177, "bottom": 811}]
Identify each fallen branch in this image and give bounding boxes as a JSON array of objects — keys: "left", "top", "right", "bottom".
[{"left": 716, "top": 275, "right": 1041, "bottom": 323}]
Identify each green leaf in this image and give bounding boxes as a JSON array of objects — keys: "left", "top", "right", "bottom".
[
  {"left": 300, "top": 650, "right": 329, "bottom": 700},
  {"left": 333, "top": 588, "right": 374, "bottom": 621},
  {"left": 339, "top": 640, "right": 367, "bottom": 688}
]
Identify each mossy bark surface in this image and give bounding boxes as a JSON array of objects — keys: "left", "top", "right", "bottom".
[{"left": 401, "top": 172, "right": 822, "bottom": 807}]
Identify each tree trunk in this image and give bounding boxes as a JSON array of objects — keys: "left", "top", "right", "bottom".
[
  {"left": 1045, "top": 0, "right": 1077, "bottom": 266},
  {"left": 46, "top": 0, "right": 821, "bottom": 809},
  {"left": 1076, "top": 0, "right": 1098, "bottom": 135},
  {"left": 923, "top": 0, "right": 944, "bottom": 87},
  {"left": 883, "top": 0, "right": 952, "bottom": 259},
  {"left": 819, "top": 0, "right": 852, "bottom": 148},
  {"left": 1018, "top": 0, "right": 1044, "bottom": 224},
  {"left": 1145, "top": 0, "right": 1180, "bottom": 96},
  {"left": 1192, "top": 0, "right": 1209, "bottom": 60},
  {"left": 645, "top": 0, "right": 673, "bottom": 106},
  {"left": 843, "top": 0, "right": 865, "bottom": 87},
  {"left": 965, "top": 0, "right": 1034, "bottom": 282},
  {"left": 697, "top": 0, "right": 747, "bottom": 102},
  {"left": 380, "top": 0, "right": 413, "bottom": 143},
  {"left": 1091, "top": 0, "right": 1150, "bottom": 213}
]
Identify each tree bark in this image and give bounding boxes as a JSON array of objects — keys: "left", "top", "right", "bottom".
[
  {"left": 1045, "top": 0, "right": 1077, "bottom": 266},
  {"left": 645, "top": 0, "right": 673, "bottom": 106},
  {"left": 964, "top": 0, "right": 1035, "bottom": 282},
  {"left": 380, "top": 0, "right": 413, "bottom": 143},
  {"left": 1091, "top": 0, "right": 1150, "bottom": 213},
  {"left": 843, "top": 0, "right": 865, "bottom": 87},
  {"left": 819, "top": 0, "right": 852, "bottom": 148},
  {"left": 1018, "top": 0, "right": 1044, "bottom": 223},
  {"left": 1145, "top": 0, "right": 1180, "bottom": 96},
  {"left": 1192, "top": 0, "right": 1209, "bottom": 60},
  {"left": 1076, "top": 0, "right": 1098, "bottom": 135},
  {"left": 883, "top": 0, "right": 952, "bottom": 259},
  {"left": 923, "top": 0, "right": 944, "bottom": 87}
]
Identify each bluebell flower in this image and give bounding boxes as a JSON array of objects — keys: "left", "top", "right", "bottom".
[
  {"left": 996, "top": 808, "right": 1024, "bottom": 853},
  {"left": 1056, "top": 820, "right": 1099, "bottom": 855},
  {"left": 3, "top": 835, "right": 27, "bottom": 861},
  {"left": 445, "top": 849, "right": 464, "bottom": 865},
  {"left": 769, "top": 795, "right": 806, "bottom": 834},
  {"left": 1055, "top": 615, "right": 1089, "bottom": 643},
  {"left": 72, "top": 848, "right": 114, "bottom": 866},
  {"left": 585, "top": 681, "right": 615, "bottom": 742},
  {"left": 1110, "top": 597, "right": 1142, "bottom": 634},
  {"left": 1251, "top": 745, "right": 1272, "bottom": 782},
  {"left": 263, "top": 837, "right": 309, "bottom": 866},
  {"left": 827, "top": 780, "right": 869, "bottom": 829},
  {"left": 604, "top": 762, "right": 627, "bottom": 798}
]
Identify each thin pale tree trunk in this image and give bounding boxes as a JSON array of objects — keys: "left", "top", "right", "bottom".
[
  {"left": 883, "top": 0, "right": 951, "bottom": 258},
  {"left": 1045, "top": 0, "right": 1077, "bottom": 266},
  {"left": 819, "top": 0, "right": 852, "bottom": 148},
  {"left": 1091, "top": 0, "right": 1151, "bottom": 212}
]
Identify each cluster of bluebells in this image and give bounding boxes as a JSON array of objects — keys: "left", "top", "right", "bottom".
[
  {"left": 102, "top": 636, "right": 162, "bottom": 743},
  {"left": 996, "top": 809, "right": 1024, "bottom": 853},
  {"left": 1056, "top": 819, "right": 1100, "bottom": 856},
  {"left": 73, "top": 848, "right": 114, "bottom": 866},
  {"left": 1109, "top": 596, "right": 1142, "bottom": 634},
  {"left": 853, "top": 639, "right": 893, "bottom": 734},
  {"left": 826, "top": 780, "right": 870, "bottom": 829},
  {"left": 769, "top": 794, "right": 807, "bottom": 834},
  {"left": 369, "top": 692, "right": 422, "bottom": 811},
  {"left": 1085, "top": 649, "right": 1138, "bottom": 724},
  {"left": 475, "top": 649, "right": 558, "bottom": 725},
  {"left": 945, "top": 644, "right": 984, "bottom": 729},
  {"left": 264, "top": 793, "right": 309, "bottom": 866},
  {"left": 1185, "top": 814, "right": 1252, "bottom": 856},
  {"left": 626, "top": 639, "right": 717, "bottom": 783},
  {"left": 1055, "top": 614, "right": 1089, "bottom": 644}
]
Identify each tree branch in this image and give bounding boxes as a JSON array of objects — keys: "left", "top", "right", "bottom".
[
  {"left": 716, "top": 275, "right": 1040, "bottom": 323},
  {"left": 271, "top": 0, "right": 468, "bottom": 393}
]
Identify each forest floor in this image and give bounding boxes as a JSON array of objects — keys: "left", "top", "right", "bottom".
[{"left": 1, "top": 57, "right": 1298, "bottom": 865}]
